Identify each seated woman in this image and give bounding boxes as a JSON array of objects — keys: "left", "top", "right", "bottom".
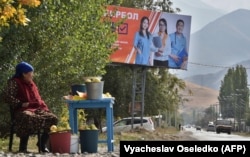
[{"left": 3, "top": 61, "right": 58, "bottom": 153}]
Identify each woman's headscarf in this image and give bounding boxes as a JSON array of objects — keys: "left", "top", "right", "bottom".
[{"left": 13, "top": 61, "right": 34, "bottom": 78}]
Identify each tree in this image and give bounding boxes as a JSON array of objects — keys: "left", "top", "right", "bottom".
[
  {"left": 0, "top": 0, "right": 41, "bottom": 41},
  {"left": 111, "top": 0, "right": 180, "bottom": 13},
  {"left": 0, "top": 0, "right": 121, "bottom": 135},
  {"left": 0, "top": 0, "right": 120, "bottom": 103},
  {"left": 218, "top": 65, "right": 249, "bottom": 131},
  {"left": 103, "top": 66, "right": 187, "bottom": 127}
]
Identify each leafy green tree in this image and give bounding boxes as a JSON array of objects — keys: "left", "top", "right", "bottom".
[
  {"left": 103, "top": 66, "right": 186, "bottom": 126},
  {"left": 152, "top": 0, "right": 180, "bottom": 12},
  {"left": 0, "top": 0, "right": 41, "bottom": 32},
  {"left": 0, "top": 0, "right": 120, "bottom": 135},
  {"left": 111, "top": 0, "right": 180, "bottom": 13},
  {"left": 0, "top": 0, "right": 119, "bottom": 103},
  {"left": 218, "top": 65, "right": 249, "bottom": 131}
]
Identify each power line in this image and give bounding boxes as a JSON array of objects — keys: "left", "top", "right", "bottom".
[{"left": 188, "top": 62, "right": 250, "bottom": 69}]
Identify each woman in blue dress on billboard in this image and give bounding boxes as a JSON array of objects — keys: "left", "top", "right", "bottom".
[
  {"left": 169, "top": 19, "right": 188, "bottom": 69},
  {"left": 134, "top": 16, "right": 157, "bottom": 66}
]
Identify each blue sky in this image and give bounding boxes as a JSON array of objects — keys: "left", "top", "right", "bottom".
[{"left": 172, "top": 0, "right": 250, "bottom": 33}]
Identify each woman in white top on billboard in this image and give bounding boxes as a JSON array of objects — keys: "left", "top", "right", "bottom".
[{"left": 152, "top": 18, "right": 171, "bottom": 67}]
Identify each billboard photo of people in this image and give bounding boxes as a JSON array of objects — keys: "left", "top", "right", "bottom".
[
  {"left": 108, "top": 6, "right": 192, "bottom": 70},
  {"left": 152, "top": 18, "right": 171, "bottom": 67}
]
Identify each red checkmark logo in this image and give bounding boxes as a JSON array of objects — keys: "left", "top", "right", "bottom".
[{"left": 118, "top": 23, "right": 128, "bottom": 34}]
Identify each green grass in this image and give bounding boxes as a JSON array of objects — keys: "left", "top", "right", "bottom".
[
  {"left": 234, "top": 132, "right": 250, "bottom": 137},
  {"left": 0, "top": 135, "right": 39, "bottom": 153}
]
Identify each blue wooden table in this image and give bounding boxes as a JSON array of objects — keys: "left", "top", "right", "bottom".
[{"left": 65, "top": 98, "right": 114, "bottom": 152}]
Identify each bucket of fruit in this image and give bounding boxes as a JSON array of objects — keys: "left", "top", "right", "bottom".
[{"left": 84, "top": 77, "right": 104, "bottom": 100}]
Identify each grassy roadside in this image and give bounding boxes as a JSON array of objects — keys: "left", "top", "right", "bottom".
[
  {"left": 0, "top": 127, "right": 179, "bottom": 153},
  {"left": 234, "top": 132, "right": 250, "bottom": 137}
]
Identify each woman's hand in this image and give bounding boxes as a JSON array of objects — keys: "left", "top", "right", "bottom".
[
  {"left": 155, "top": 51, "right": 163, "bottom": 57},
  {"left": 137, "top": 49, "right": 142, "bottom": 54},
  {"left": 169, "top": 54, "right": 180, "bottom": 62},
  {"left": 22, "top": 102, "right": 29, "bottom": 107}
]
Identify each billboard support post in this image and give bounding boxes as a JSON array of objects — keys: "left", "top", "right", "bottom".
[{"left": 130, "top": 66, "right": 147, "bottom": 129}]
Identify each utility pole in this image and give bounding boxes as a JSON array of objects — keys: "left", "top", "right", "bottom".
[{"left": 210, "top": 105, "right": 213, "bottom": 122}]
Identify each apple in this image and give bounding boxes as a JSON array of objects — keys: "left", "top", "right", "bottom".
[
  {"left": 90, "top": 124, "right": 98, "bottom": 130},
  {"left": 92, "top": 78, "right": 101, "bottom": 82},
  {"left": 85, "top": 79, "right": 91, "bottom": 82},
  {"left": 50, "top": 125, "right": 57, "bottom": 132}
]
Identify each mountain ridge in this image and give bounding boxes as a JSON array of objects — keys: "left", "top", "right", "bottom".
[
  {"left": 183, "top": 59, "right": 250, "bottom": 90},
  {"left": 172, "top": 9, "right": 250, "bottom": 77},
  {"left": 171, "top": 9, "right": 250, "bottom": 90}
]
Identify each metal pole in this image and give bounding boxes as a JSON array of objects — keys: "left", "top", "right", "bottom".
[
  {"left": 141, "top": 67, "right": 147, "bottom": 125},
  {"left": 233, "top": 94, "right": 236, "bottom": 131},
  {"left": 215, "top": 104, "right": 217, "bottom": 120},
  {"left": 131, "top": 67, "right": 136, "bottom": 129}
]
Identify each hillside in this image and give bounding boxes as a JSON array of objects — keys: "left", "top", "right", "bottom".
[{"left": 179, "top": 81, "right": 219, "bottom": 113}]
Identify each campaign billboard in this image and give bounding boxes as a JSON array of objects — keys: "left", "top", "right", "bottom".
[{"left": 107, "top": 6, "right": 192, "bottom": 70}]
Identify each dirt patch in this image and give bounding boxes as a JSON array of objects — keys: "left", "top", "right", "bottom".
[
  {"left": 144, "top": 130, "right": 198, "bottom": 141},
  {"left": 176, "top": 130, "right": 198, "bottom": 141}
]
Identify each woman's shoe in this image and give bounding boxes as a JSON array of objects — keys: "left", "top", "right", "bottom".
[
  {"left": 36, "top": 142, "right": 50, "bottom": 153},
  {"left": 37, "top": 132, "right": 50, "bottom": 153},
  {"left": 42, "top": 147, "right": 50, "bottom": 153}
]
